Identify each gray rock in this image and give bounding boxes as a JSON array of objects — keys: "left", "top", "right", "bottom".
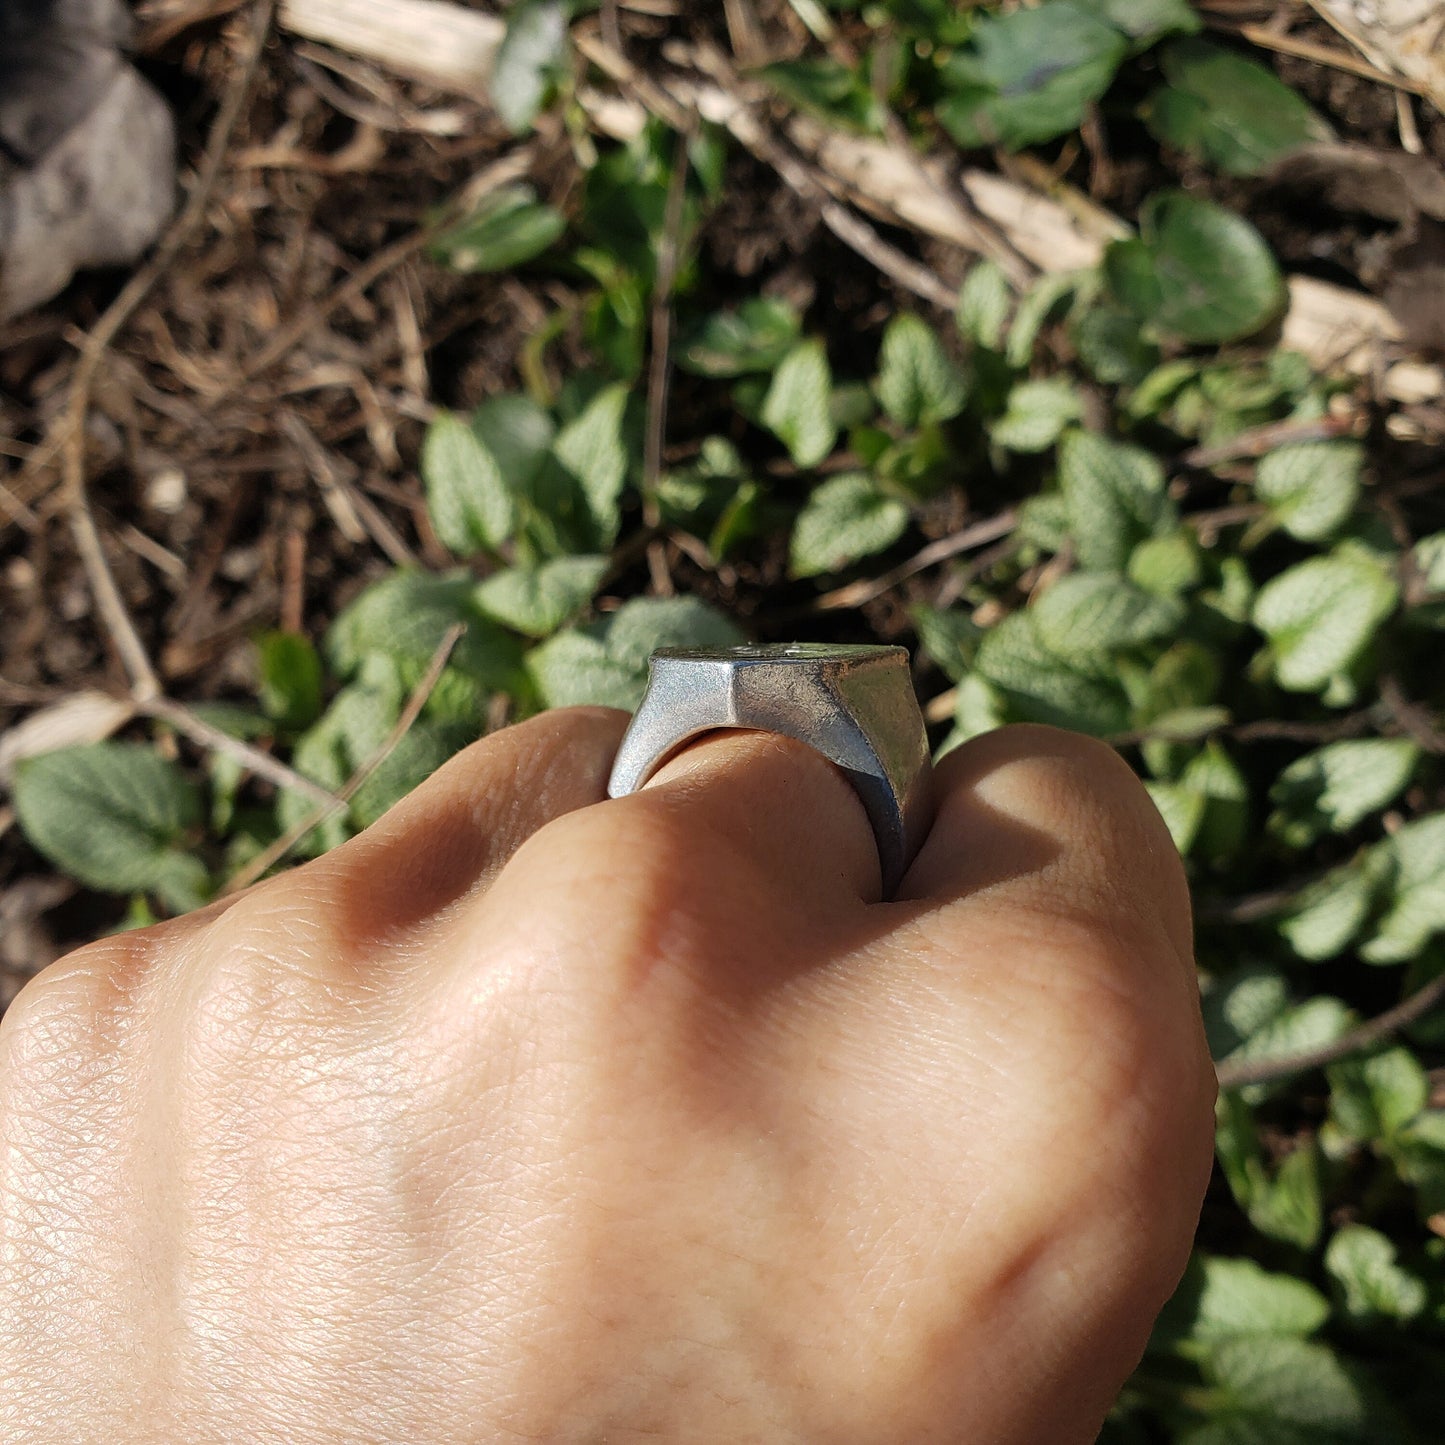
[{"left": 0, "top": 0, "right": 177, "bottom": 321}]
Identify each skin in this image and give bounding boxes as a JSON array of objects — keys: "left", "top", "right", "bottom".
[{"left": 0, "top": 711, "right": 1216, "bottom": 1443}]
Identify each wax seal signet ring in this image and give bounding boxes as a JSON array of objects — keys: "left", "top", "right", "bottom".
[{"left": 607, "top": 643, "right": 934, "bottom": 897}]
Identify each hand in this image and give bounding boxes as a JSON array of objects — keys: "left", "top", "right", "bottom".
[{"left": 0, "top": 710, "right": 1215, "bottom": 1443}]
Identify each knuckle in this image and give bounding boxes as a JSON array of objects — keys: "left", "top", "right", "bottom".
[{"left": 0, "top": 937, "right": 151, "bottom": 1072}]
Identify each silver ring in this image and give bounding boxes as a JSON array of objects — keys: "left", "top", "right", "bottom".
[{"left": 607, "top": 643, "right": 933, "bottom": 897}]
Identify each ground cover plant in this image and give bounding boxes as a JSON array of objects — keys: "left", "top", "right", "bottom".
[{"left": 2, "top": 0, "right": 1445, "bottom": 1438}]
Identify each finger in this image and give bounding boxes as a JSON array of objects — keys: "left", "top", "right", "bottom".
[
  {"left": 478, "top": 727, "right": 883, "bottom": 988},
  {"left": 898, "top": 723, "right": 1194, "bottom": 971}
]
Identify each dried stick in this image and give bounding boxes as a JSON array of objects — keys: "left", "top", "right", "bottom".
[
  {"left": 232, "top": 147, "right": 535, "bottom": 385},
  {"left": 814, "top": 510, "right": 1019, "bottom": 611},
  {"left": 1216, "top": 971, "right": 1445, "bottom": 1091},
  {"left": 1220, "top": 19, "right": 1429, "bottom": 97},
  {"left": 138, "top": 695, "right": 337, "bottom": 809},
  {"left": 222, "top": 623, "right": 465, "bottom": 893},
  {"left": 57, "top": 0, "right": 276, "bottom": 702}
]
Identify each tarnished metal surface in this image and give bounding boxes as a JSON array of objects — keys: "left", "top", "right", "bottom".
[{"left": 607, "top": 643, "right": 933, "bottom": 897}]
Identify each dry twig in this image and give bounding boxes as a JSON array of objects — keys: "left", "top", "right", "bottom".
[
  {"left": 221, "top": 622, "right": 465, "bottom": 894},
  {"left": 1216, "top": 971, "right": 1445, "bottom": 1090}
]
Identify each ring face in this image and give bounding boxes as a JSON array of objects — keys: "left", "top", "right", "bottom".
[{"left": 607, "top": 643, "right": 933, "bottom": 897}]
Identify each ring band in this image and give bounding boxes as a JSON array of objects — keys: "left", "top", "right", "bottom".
[{"left": 607, "top": 643, "right": 933, "bottom": 897}]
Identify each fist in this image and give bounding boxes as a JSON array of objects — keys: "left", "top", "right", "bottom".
[{"left": 0, "top": 710, "right": 1215, "bottom": 1443}]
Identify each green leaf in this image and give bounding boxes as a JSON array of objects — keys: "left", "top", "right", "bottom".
[
  {"left": 13, "top": 743, "right": 208, "bottom": 909},
  {"left": 1007, "top": 270, "right": 1089, "bottom": 368},
  {"left": 1364, "top": 812, "right": 1445, "bottom": 963},
  {"left": 1034, "top": 572, "right": 1184, "bottom": 655},
  {"left": 875, "top": 315, "right": 968, "bottom": 430},
  {"left": 1268, "top": 739, "right": 1419, "bottom": 848},
  {"left": 526, "top": 596, "right": 745, "bottom": 710},
  {"left": 428, "top": 183, "right": 565, "bottom": 273},
  {"left": 474, "top": 555, "right": 609, "bottom": 638},
  {"left": 1073, "top": 303, "right": 1161, "bottom": 386},
  {"left": 1214, "top": 1095, "right": 1324, "bottom": 1249},
  {"left": 604, "top": 595, "right": 746, "bottom": 670},
  {"left": 1324, "top": 1225, "right": 1428, "bottom": 1323},
  {"left": 1147, "top": 39, "right": 1331, "bottom": 177},
  {"left": 552, "top": 382, "right": 631, "bottom": 545},
  {"left": 1058, "top": 430, "right": 1178, "bottom": 571},
  {"left": 473, "top": 394, "right": 556, "bottom": 496},
  {"left": 956, "top": 259, "right": 1012, "bottom": 349},
  {"left": 1145, "top": 780, "right": 1207, "bottom": 854},
  {"left": 761, "top": 340, "right": 836, "bottom": 468},
  {"left": 1218, "top": 996, "right": 1355, "bottom": 1092},
  {"left": 1157, "top": 1255, "right": 1331, "bottom": 1348},
  {"left": 1072, "top": 0, "right": 1200, "bottom": 40},
  {"left": 1256, "top": 441, "right": 1362, "bottom": 543},
  {"left": 491, "top": 0, "right": 569, "bottom": 133},
  {"left": 679, "top": 298, "right": 802, "bottom": 377},
  {"left": 526, "top": 629, "right": 642, "bottom": 710},
  {"left": 1128, "top": 530, "right": 1202, "bottom": 596},
  {"left": 1183, "top": 740, "right": 1250, "bottom": 863},
  {"left": 912, "top": 605, "right": 980, "bottom": 683},
  {"left": 990, "top": 377, "right": 1084, "bottom": 453},
  {"left": 423, "top": 410, "right": 516, "bottom": 555},
  {"left": 347, "top": 719, "right": 470, "bottom": 829},
  {"left": 1199, "top": 1337, "right": 1369, "bottom": 1437},
  {"left": 1328, "top": 1047, "right": 1429, "bottom": 1142},
  {"left": 790, "top": 473, "right": 910, "bottom": 579},
  {"left": 256, "top": 631, "right": 323, "bottom": 730},
  {"left": 1104, "top": 191, "right": 1286, "bottom": 345},
  {"left": 1252, "top": 547, "right": 1398, "bottom": 695},
  {"left": 758, "top": 57, "right": 882, "bottom": 133},
  {"left": 1278, "top": 856, "right": 1387, "bottom": 962},
  {"left": 974, "top": 611, "right": 1130, "bottom": 735},
  {"left": 937, "top": 2, "right": 1128, "bottom": 150}
]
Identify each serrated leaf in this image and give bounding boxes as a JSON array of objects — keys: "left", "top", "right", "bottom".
[
  {"left": 1128, "top": 530, "right": 1202, "bottom": 596},
  {"left": 761, "top": 340, "right": 836, "bottom": 468},
  {"left": 1073, "top": 0, "right": 1200, "bottom": 40},
  {"left": 758, "top": 56, "right": 882, "bottom": 133},
  {"left": 348, "top": 719, "right": 470, "bottom": 829},
  {"left": 679, "top": 298, "right": 802, "bottom": 377},
  {"left": 1201, "top": 1337, "right": 1369, "bottom": 1434},
  {"left": 256, "top": 631, "right": 323, "bottom": 730},
  {"left": 789, "top": 472, "right": 910, "bottom": 579},
  {"left": 491, "top": 0, "right": 568, "bottom": 133},
  {"left": 1058, "top": 430, "right": 1178, "bottom": 571},
  {"left": 604, "top": 595, "right": 746, "bottom": 670},
  {"left": 1147, "top": 39, "right": 1331, "bottom": 177},
  {"left": 552, "top": 382, "right": 631, "bottom": 545},
  {"left": 1268, "top": 739, "right": 1419, "bottom": 848},
  {"left": 1363, "top": 812, "right": 1445, "bottom": 963},
  {"left": 1328, "top": 1047, "right": 1428, "bottom": 1142},
  {"left": 1034, "top": 572, "right": 1184, "bottom": 655},
  {"left": 1324, "top": 1225, "right": 1428, "bottom": 1323},
  {"left": 956, "top": 259, "right": 1011, "bottom": 349},
  {"left": 937, "top": 1, "right": 1128, "bottom": 150},
  {"left": 1158, "top": 1255, "right": 1331, "bottom": 1347},
  {"left": 422, "top": 411, "right": 516, "bottom": 555},
  {"left": 876, "top": 314, "right": 967, "bottom": 430},
  {"left": 13, "top": 743, "right": 208, "bottom": 909},
  {"left": 1218, "top": 996, "right": 1355, "bottom": 1093},
  {"left": 1252, "top": 547, "right": 1397, "bottom": 695},
  {"left": 1278, "top": 856, "right": 1386, "bottom": 962},
  {"left": 1215, "top": 1096, "right": 1324, "bottom": 1248},
  {"left": 1145, "top": 779, "right": 1207, "bottom": 853},
  {"left": 1104, "top": 191, "right": 1286, "bottom": 345},
  {"left": 474, "top": 555, "right": 608, "bottom": 638},
  {"left": 429, "top": 183, "right": 565, "bottom": 273},
  {"left": 990, "top": 377, "right": 1084, "bottom": 453},
  {"left": 974, "top": 611, "right": 1130, "bottom": 735},
  {"left": 912, "top": 605, "right": 980, "bottom": 683},
  {"left": 1256, "top": 441, "right": 1362, "bottom": 543},
  {"left": 525, "top": 629, "right": 641, "bottom": 710}
]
